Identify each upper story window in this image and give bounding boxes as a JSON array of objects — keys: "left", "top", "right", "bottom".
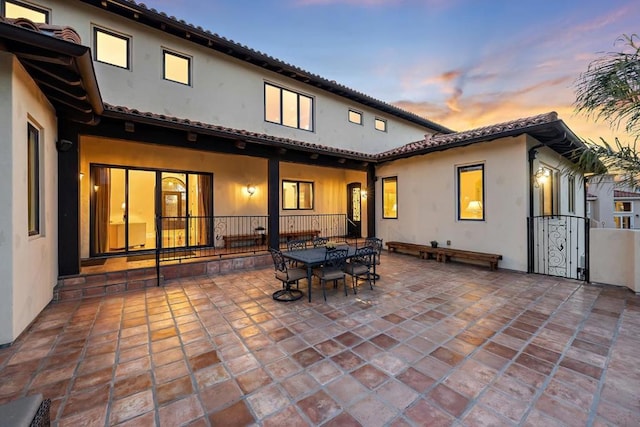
[
  {"left": 28, "top": 123, "right": 40, "bottom": 236},
  {"left": 2, "top": 0, "right": 49, "bottom": 23},
  {"left": 374, "top": 118, "right": 387, "bottom": 132},
  {"left": 163, "top": 49, "right": 191, "bottom": 86},
  {"left": 615, "top": 201, "right": 632, "bottom": 212},
  {"left": 382, "top": 177, "right": 397, "bottom": 219},
  {"left": 265, "top": 83, "right": 313, "bottom": 131},
  {"left": 94, "top": 26, "right": 130, "bottom": 69},
  {"left": 348, "top": 109, "right": 362, "bottom": 125},
  {"left": 282, "top": 180, "right": 313, "bottom": 210},
  {"left": 458, "top": 164, "right": 484, "bottom": 220}
]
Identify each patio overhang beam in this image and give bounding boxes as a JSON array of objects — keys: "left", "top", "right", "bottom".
[{"left": 86, "top": 113, "right": 373, "bottom": 171}]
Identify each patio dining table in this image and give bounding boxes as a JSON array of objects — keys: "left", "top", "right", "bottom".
[{"left": 282, "top": 245, "right": 375, "bottom": 302}]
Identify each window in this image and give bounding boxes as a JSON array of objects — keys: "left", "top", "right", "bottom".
[
  {"left": 458, "top": 164, "right": 484, "bottom": 220},
  {"left": 614, "top": 216, "right": 632, "bottom": 229},
  {"left": 282, "top": 180, "right": 313, "bottom": 210},
  {"left": 374, "top": 118, "right": 387, "bottom": 132},
  {"left": 537, "top": 166, "right": 556, "bottom": 216},
  {"left": 348, "top": 109, "right": 362, "bottom": 125},
  {"left": 2, "top": 0, "right": 49, "bottom": 23},
  {"left": 28, "top": 123, "right": 40, "bottom": 236},
  {"left": 615, "top": 201, "right": 632, "bottom": 212},
  {"left": 568, "top": 175, "right": 575, "bottom": 213},
  {"left": 265, "top": 83, "right": 313, "bottom": 131},
  {"left": 382, "top": 177, "right": 397, "bottom": 219},
  {"left": 163, "top": 49, "right": 191, "bottom": 85},
  {"left": 94, "top": 27, "right": 130, "bottom": 69}
]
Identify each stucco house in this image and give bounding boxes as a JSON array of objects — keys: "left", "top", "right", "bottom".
[
  {"left": 0, "top": 0, "right": 588, "bottom": 346},
  {"left": 587, "top": 174, "right": 640, "bottom": 229}
]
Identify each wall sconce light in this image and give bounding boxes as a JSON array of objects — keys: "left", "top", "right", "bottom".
[
  {"left": 361, "top": 190, "right": 367, "bottom": 199},
  {"left": 79, "top": 172, "right": 84, "bottom": 180},
  {"left": 246, "top": 184, "right": 256, "bottom": 196},
  {"left": 93, "top": 185, "right": 99, "bottom": 192},
  {"left": 534, "top": 167, "right": 551, "bottom": 187}
]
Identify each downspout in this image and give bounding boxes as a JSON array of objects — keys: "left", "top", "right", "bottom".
[{"left": 583, "top": 176, "right": 590, "bottom": 282}]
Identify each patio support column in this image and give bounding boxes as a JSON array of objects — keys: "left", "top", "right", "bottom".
[
  {"left": 367, "top": 164, "right": 376, "bottom": 237},
  {"left": 268, "top": 158, "right": 280, "bottom": 249},
  {"left": 58, "top": 123, "right": 80, "bottom": 276}
]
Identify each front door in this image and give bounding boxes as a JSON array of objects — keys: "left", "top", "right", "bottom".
[{"left": 347, "top": 182, "right": 362, "bottom": 238}]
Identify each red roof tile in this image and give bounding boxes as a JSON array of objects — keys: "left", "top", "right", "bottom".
[{"left": 0, "top": 17, "right": 81, "bottom": 44}]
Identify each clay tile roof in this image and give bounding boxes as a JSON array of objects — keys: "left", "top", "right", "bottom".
[
  {"left": 0, "top": 16, "right": 81, "bottom": 44},
  {"left": 378, "top": 111, "right": 560, "bottom": 159},
  {"left": 614, "top": 190, "right": 640, "bottom": 198},
  {"left": 104, "top": 104, "right": 377, "bottom": 160}
]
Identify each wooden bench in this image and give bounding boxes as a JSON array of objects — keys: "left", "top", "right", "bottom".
[
  {"left": 437, "top": 248, "right": 502, "bottom": 270},
  {"left": 279, "top": 230, "right": 321, "bottom": 243},
  {"left": 386, "top": 241, "right": 502, "bottom": 270},
  {"left": 223, "top": 234, "right": 263, "bottom": 249},
  {"left": 386, "top": 241, "right": 426, "bottom": 257}
]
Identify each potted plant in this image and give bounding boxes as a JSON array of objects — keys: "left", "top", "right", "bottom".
[
  {"left": 325, "top": 242, "right": 337, "bottom": 251},
  {"left": 430, "top": 240, "right": 438, "bottom": 248}
]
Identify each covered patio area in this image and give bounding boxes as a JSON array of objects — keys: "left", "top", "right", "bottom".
[{"left": 1, "top": 253, "right": 638, "bottom": 426}]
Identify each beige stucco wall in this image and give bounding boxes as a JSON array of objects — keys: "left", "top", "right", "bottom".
[
  {"left": 40, "top": 0, "right": 432, "bottom": 154},
  {"left": 80, "top": 137, "right": 366, "bottom": 257},
  {"left": 590, "top": 229, "right": 640, "bottom": 293},
  {"left": 375, "top": 136, "right": 529, "bottom": 271},
  {"left": 0, "top": 53, "right": 57, "bottom": 345}
]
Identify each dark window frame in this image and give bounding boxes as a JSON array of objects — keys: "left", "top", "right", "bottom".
[
  {"left": 1, "top": 0, "right": 49, "bottom": 23},
  {"left": 348, "top": 109, "right": 363, "bottom": 125},
  {"left": 568, "top": 175, "right": 575, "bottom": 213},
  {"left": 162, "top": 48, "right": 192, "bottom": 86},
  {"left": 374, "top": 117, "right": 387, "bottom": 132},
  {"left": 382, "top": 176, "right": 398, "bottom": 219},
  {"left": 282, "top": 180, "right": 314, "bottom": 210},
  {"left": 264, "top": 82, "right": 314, "bottom": 132},
  {"left": 93, "top": 26, "right": 131, "bottom": 69},
  {"left": 457, "top": 164, "right": 485, "bottom": 221},
  {"left": 28, "top": 123, "right": 40, "bottom": 236}
]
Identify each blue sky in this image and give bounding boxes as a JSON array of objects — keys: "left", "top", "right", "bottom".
[{"left": 146, "top": 0, "right": 638, "bottom": 142}]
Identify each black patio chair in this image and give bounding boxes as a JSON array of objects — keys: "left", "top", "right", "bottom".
[
  {"left": 344, "top": 246, "right": 375, "bottom": 294},
  {"left": 364, "top": 237, "right": 383, "bottom": 279},
  {"left": 313, "top": 248, "right": 348, "bottom": 301},
  {"left": 269, "top": 248, "right": 305, "bottom": 302},
  {"left": 286, "top": 239, "right": 308, "bottom": 267},
  {"left": 312, "top": 237, "right": 329, "bottom": 248}
]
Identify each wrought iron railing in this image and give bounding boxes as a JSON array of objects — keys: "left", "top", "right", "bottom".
[{"left": 155, "top": 213, "right": 348, "bottom": 284}]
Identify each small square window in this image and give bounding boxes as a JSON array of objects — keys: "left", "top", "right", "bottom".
[
  {"left": 375, "top": 118, "right": 387, "bottom": 132},
  {"left": 94, "top": 27, "right": 130, "bottom": 69},
  {"left": 163, "top": 50, "right": 191, "bottom": 85},
  {"left": 2, "top": 0, "right": 49, "bottom": 23},
  {"left": 348, "top": 110, "right": 362, "bottom": 125}
]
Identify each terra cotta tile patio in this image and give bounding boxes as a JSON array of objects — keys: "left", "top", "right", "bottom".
[{"left": 1, "top": 252, "right": 639, "bottom": 426}]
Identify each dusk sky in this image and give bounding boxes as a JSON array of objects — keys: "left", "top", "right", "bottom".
[{"left": 145, "top": 0, "right": 638, "bottom": 143}]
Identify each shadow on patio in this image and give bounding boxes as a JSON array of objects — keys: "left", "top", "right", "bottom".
[{"left": 0, "top": 252, "right": 638, "bottom": 426}]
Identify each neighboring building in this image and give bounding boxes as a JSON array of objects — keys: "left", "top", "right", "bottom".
[
  {"left": 587, "top": 174, "right": 640, "bottom": 229},
  {"left": 0, "top": 0, "right": 587, "bottom": 345}
]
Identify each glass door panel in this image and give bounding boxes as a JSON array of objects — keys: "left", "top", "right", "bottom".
[
  {"left": 127, "top": 170, "right": 156, "bottom": 251},
  {"left": 188, "top": 173, "right": 213, "bottom": 246},
  {"left": 161, "top": 172, "right": 187, "bottom": 248}
]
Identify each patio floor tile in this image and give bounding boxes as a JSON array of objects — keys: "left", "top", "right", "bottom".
[{"left": 0, "top": 252, "right": 638, "bottom": 426}]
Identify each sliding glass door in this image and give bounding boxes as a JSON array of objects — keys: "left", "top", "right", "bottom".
[{"left": 90, "top": 165, "right": 212, "bottom": 257}]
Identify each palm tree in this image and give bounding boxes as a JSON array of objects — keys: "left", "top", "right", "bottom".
[{"left": 574, "top": 34, "right": 640, "bottom": 188}]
